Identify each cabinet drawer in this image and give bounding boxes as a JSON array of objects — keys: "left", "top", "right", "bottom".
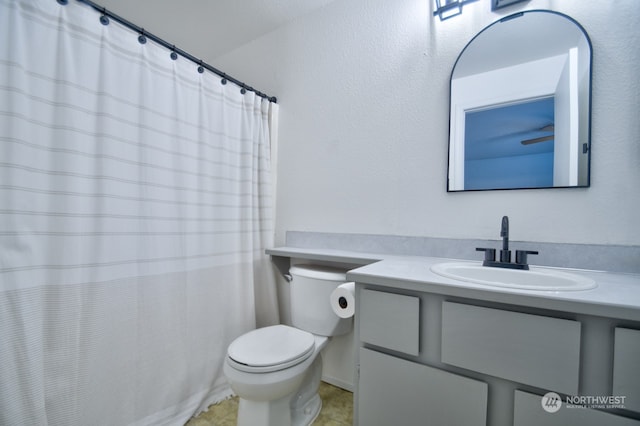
[
  {"left": 514, "top": 390, "right": 640, "bottom": 426},
  {"left": 358, "top": 348, "right": 487, "bottom": 426},
  {"left": 441, "top": 302, "right": 581, "bottom": 394},
  {"left": 359, "top": 289, "right": 420, "bottom": 356},
  {"left": 613, "top": 327, "right": 640, "bottom": 412}
]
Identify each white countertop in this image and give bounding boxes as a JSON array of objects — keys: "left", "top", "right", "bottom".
[{"left": 267, "top": 246, "right": 640, "bottom": 321}]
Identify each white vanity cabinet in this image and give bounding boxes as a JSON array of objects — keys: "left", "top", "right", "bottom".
[{"left": 354, "top": 286, "right": 640, "bottom": 426}]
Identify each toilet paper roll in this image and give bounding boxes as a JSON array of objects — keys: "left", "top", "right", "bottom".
[{"left": 330, "top": 282, "right": 356, "bottom": 319}]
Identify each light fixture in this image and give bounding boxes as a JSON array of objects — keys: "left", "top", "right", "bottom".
[
  {"left": 491, "top": 0, "right": 529, "bottom": 11},
  {"left": 433, "top": 0, "right": 479, "bottom": 21},
  {"left": 434, "top": 0, "right": 528, "bottom": 21}
]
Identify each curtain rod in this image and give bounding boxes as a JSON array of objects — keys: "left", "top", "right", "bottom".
[{"left": 57, "top": 0, "right": 277, "bottom": 103}]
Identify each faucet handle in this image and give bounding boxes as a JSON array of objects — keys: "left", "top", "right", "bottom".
[
  {"left": 476, "top": 247, "right": 496, "bottom": 263},
  {"left": 515, "top": 250, "right": 539, "bottom": 266}
]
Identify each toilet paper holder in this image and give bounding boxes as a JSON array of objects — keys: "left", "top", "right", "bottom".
[{"left": 338, "top": 296, "right": 349, "bottom": 309}]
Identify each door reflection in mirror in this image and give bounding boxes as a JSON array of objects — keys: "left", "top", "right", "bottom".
[{"left": 464, "top": 97, "right": 554, "bottom": 190}]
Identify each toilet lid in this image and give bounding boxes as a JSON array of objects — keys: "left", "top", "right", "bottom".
[{"left": 227, "top": 325, "right": 315, "bottom": 372}]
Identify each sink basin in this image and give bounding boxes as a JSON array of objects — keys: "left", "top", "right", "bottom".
[{"left": 430, "top": 262, "right": 597, "bottom": 291}]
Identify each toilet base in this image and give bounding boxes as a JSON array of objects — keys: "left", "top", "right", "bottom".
[
  {"left": 291, "top": 355, "right": 323, "bottom": 425},
  {"left": 236, "top": 392, "right": 322, "bottom": 426},
  {"left": 292, "top": 393, "right": 322, "bottom": 426},
  {"left": 235, "top": 356, "right": 324, "bottom": 426},
  {"left": 237, "top": 395, "right": 291, "bottom": 426}
]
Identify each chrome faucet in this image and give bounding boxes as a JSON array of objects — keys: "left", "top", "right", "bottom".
[{"left": 476, "top": 216, "right": 538, "bottom": 270}]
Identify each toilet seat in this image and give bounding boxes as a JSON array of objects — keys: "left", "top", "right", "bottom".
[{"left": 227, "top": 325, "right": 316, "bottom": 373}]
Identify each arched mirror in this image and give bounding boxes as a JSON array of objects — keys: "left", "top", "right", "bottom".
[{"left": 447, "top": 10, "right": 592, "bottom": 191}]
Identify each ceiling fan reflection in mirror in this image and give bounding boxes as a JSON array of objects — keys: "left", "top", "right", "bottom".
[{"left": 521, "top": 124, "right": 554, "bottom": 145}]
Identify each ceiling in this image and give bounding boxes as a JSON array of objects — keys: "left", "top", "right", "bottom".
[{"left": 97, "top": 0, "right": 338, "bottom": 62}]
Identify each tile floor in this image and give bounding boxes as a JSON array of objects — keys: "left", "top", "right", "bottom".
[{"left": 185, "top": 381, "right": 353, "bottom": 426}]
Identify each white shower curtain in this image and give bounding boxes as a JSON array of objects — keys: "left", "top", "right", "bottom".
[{"left": 0, "top": 0, "right": 279, "bottom": 424}]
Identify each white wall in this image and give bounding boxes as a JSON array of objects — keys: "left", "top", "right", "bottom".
[{"left": 216, "top": 0, "right": 640, "bottom": 246}]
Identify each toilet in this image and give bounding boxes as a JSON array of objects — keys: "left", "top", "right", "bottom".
[{"left": 223, "top": 264, "right": 352, "bottom": 426}]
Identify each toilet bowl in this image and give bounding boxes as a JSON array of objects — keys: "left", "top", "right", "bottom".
[{"left": 224, "top": 264, "right": 352, "bottom": 426}]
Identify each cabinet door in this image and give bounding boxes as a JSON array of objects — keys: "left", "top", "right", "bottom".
[
  {"left": 514, "top": 391, "right": 640, "bottom": 426},
  {"left": 441, "top": 302, "right": 581, "bottom": 394},
  {"left": 359, "top": 289, "right": 420, "bottom": 355},
  {"left": 358, "top": 348, "right": 487, "bottom": 426},
  {"left": 613, "top": 327, "right": 640, "bottom": 412}
]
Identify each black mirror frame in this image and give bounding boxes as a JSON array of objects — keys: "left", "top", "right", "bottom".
[{"left": 446, "top": 10, "right": 593, "bottom": 192}]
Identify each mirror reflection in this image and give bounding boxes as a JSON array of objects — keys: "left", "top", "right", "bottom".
[{"left": 447, "top": 10, "right": 592, "bottom": 191}]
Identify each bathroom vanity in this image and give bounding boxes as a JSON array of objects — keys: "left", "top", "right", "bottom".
[
  {"left": 348, "top": 257, "right": 640, "bottom": 426},
  {"left": 266, "top": 247, "right": 640, "bottom": 426}
]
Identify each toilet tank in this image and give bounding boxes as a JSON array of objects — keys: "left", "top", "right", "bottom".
[{"left": 289, "top": 264, "right": 352, "bottom": 337}]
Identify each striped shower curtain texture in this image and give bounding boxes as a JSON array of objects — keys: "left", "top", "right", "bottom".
[{"left": 0, "top": 0, "right": 279, "bottom": 424}]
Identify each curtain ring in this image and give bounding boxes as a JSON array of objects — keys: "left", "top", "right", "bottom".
[
  {"left": 170, "top": 45, "right": 178, "bottom": 60},
  {"left": 99, "top": 9, "right": 110, "bottom": 26},
  {"left": 197, "top": 61, "right": 204, "bottom": 74},
  {"left": 138, "top": 29, "right": 147, "bottom": 44},
  {"left": 57, "top": 0, "right": 68, "bottom": 5},
  {"left": 221, "top": 73, "right": 227, "bottom": 85}
]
